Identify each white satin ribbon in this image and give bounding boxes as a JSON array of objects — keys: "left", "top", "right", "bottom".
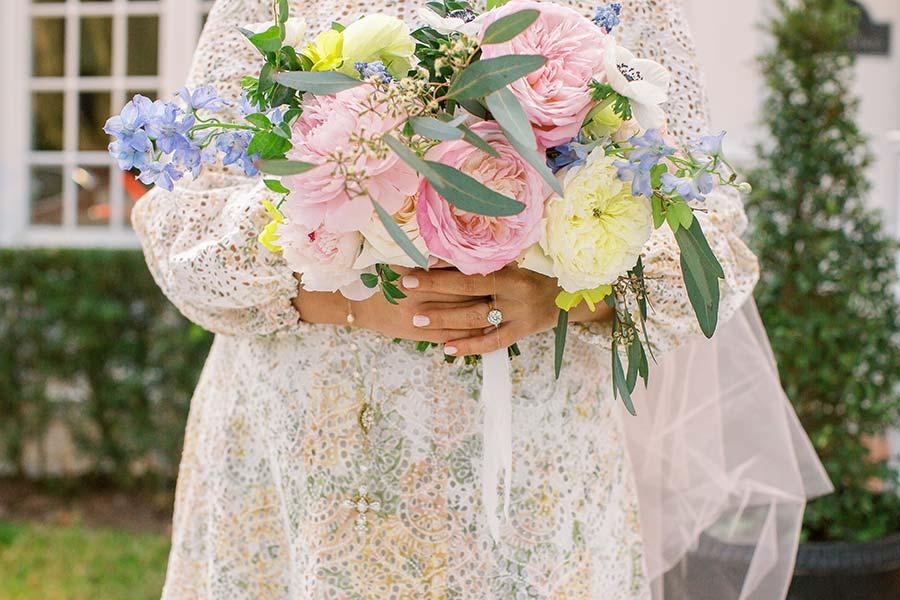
[{"left": 481, "top": 348, "right": 513, "bottom": 542}]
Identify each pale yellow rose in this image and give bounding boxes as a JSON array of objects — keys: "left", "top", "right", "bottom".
[
  {"left": 581, "top": 102, "right": 623, "bottom": 140},
  {"left": 339, "top": 14, "right": 415, "bottom": 77},
  {"left": 353, "top": 194, "right": 429, "bottom": 269},
  {"left": 542, "top": 150, "right": 652, "bottom": 292}
]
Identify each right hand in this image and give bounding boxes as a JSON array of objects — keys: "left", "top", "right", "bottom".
[{"left": 292, "top": 271, "right": 490, "bottom": 344}]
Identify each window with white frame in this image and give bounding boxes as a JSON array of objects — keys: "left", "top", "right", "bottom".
[{"left": 2, "top": 0, "right": 214, "bottom": 248}]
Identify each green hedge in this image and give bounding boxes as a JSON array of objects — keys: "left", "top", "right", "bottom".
[{"left": 0, "top": 249, "right": 213, "bottom": 486}]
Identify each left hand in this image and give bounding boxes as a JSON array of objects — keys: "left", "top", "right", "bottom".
[{"left": 398, "top": 263, "right": 612, "bottom": 357}]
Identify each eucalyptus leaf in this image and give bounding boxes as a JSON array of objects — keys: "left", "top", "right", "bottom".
[
  {"left": 458, "top": 124, "right": 500, "bottom": 157},
  {"left": 503, "top": 130, "right": 564, "bottom": 196},
  {"left": 371, "top": 198, "right": 429, "bottom": 268},
  {"left": 275, "top": 71, "right": 363, "bottom": 94},
  {"left": 459, "top": 99, "right": 488, "bottom": 119},
  {"left": 675, "top": 219, "right": 724, "bottom": 337},
  {"left": 447, "top": 55, "right": 546, "bottom": 101},
  {"left": 409, "top": 117, "right": 464, "bottom": 141},
  {"left": 553, "top": 308, "right": 568, "bottom": 379},
  {"left": 485, "top": 87, "right": 536, "bottom": 150},
  {"left": 481, "top": 9, "right": 540, "bottom": 45},
  {"left": 612, "top": 347, "right": 637, "bottom": 415},
  {"left": 256, "top": 159, "right": 316, "bottom": 176},
  {"left": 383, "top": 135, "right": 524, "bottom": 217}
]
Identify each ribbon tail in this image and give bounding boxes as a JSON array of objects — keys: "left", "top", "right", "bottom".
[{"left": 481, "top": 348, "right": 513, "bottom": 543}]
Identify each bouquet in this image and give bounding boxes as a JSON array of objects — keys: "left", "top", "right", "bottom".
[{"left": 106, "top": 0, "right": 748, "bottom": 414}]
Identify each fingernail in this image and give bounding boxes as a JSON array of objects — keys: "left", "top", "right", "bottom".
[
  {"left": 412, "top": 314, "right": 430, "bottom": 327},
  {"left": 402, "top": 275, "right": 419, "bottom": 289},
  {"left": 444, "top": 346, "right": 458, "bottom": 356}
]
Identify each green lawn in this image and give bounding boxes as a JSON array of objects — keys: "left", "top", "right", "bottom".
[{"left": 0, "top": 519, "right": 169, "bottom": 600}]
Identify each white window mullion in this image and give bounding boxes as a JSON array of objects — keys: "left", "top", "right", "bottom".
[
  {"left": 110, "top": 0, "right": 128, "bottom": 230},
  {"left": 160, "top": 0, "right": 200, "bottom": 96},
  {"left": 62, "top": 0, "right": 80, "bottom": 230}
]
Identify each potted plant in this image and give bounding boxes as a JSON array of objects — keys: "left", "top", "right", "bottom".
[{"left": 745, "top": 0, "right": 900, "bottom": 597}]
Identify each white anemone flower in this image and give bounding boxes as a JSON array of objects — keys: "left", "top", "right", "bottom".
[
  {"left": 603, "top": 37, "right": 671, "bottom": 129},
  {"left": 417, "top": 7, "right": 483, "bottom": 36}
]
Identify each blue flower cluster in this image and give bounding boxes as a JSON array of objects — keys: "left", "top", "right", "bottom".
[
  {"left": 592, "top": 3, "right": 622, "bottom": 33},
  {"left": 614, "top": 129, "right": 675, "bottom": 197},
  {"left": 547, "top": 135, "right": 595, "bottom": 174},
  {"left": 104, "top": 86, "right": 264, "bottom": 192},
  {"left": 354, "top": 60, "right": 393, "bottom": 85}
]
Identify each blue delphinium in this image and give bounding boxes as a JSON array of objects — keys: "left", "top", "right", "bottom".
[
  {"left": 689, "top": 130, "right": 726, "bottom": 158},
  {"left": 614, "top": 129, "right": 675, "bottom": 198},
  {"left": 660, "top": 170, "right": 715, "bottom": 203},
  {"left": 547, "top": 135, "right": 597, "bottom": 174},
  {"left": 105, "top": 86, "right": 271, "bottom": 191},
  {"left": 592, "top": 3, "right": 622, "bottom": 33},
  {"left": 354, "top": 60, "right": 393, "bottom": 85}
]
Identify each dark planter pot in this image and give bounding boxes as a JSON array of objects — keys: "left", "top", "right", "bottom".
[
  {"left": 661, "top": 532, "right": 900, "bottom": 600},
  {"left": 788, "top": 533, "right": 900, "bottom": 600}
]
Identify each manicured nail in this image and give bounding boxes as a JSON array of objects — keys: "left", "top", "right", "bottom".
[
  {"left": 444, "top": 346, "right": 458, "bottom": 356},
  {"left": 413, "top": 314, "right": 430, "bottom": 327},
  {"left": 402, "top": 275, "right": 419, "bottom": 289}
]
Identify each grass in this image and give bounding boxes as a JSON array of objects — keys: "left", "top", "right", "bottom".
[{"left": 0, "top": 519, "right": 169, "bottom": 600}]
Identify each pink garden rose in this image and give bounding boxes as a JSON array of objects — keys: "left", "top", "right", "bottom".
[
  {"left": 479, "top": 0, "right": 606, "bottom": 148},
  {"left": 281, "top": 85, "right": 419, "bottom": 232},
  {"left": 416, "top": 122, "right": 551, "bottom": 275},
  {"left": 277, "top": 222, "right": 375, "bottom": 301}
]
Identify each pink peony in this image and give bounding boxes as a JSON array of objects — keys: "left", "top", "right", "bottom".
[
  {"left": 277, "top": 222, "right": 376, "bottom": 300},
  {"left": 281, "top": 85, "right": 419, "bottom": 232},
  {"left": 416, "top": 122, "right": 551, "bottom": 275},
  {"left": 479, "top": 0, "right": 606, "bottom": 148}
]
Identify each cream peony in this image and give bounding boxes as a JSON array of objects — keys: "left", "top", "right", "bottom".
[
  {"left": 542, "top": 149, "right": 652, "bottom": 292},
  {"left": 354, "top": 194, "right": 430, "bottom": 269}
]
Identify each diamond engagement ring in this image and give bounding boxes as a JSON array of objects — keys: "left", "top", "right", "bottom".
[{"left": 486, "top": 307, "right": 503, "bottom": 327}]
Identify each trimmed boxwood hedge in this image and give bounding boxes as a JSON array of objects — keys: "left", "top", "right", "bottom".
[{"left": 0, "top": 249, "right": 212, "bottom": 486}]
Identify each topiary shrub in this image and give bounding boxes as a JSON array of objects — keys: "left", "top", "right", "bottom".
[
  {"left": 746, "top": 0, "right": 900, "bottom": 542},
  {"left": 0, "top": 249, "right": 213, "bottom": 487}
]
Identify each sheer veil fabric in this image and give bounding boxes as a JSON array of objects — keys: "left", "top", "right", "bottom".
[{"left": 615, "top": 3, "right": 833, "bottom": 598}]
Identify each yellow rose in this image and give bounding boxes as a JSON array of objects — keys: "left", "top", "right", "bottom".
[
  {"left": 302, "top": 28, "right": 344, "bottom": 72},
  {"left": 581, "top": 102, "right": 624, "bottom": 140},
  {"left": 258, "top": 199, "right": 285, "bottom": 253},
  {"left": 542, "top": 150, "right": 652, "bottom": 292},
  {"left": 339, "top": 14, "right": 415, "bottom": 77}
]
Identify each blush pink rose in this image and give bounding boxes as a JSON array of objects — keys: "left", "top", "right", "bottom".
[
  {"left": 416, "top": 122, "right": 551, "bottom": 275},
  {"left": 479, "top": 0, "right": 606, "bottom": 148},
  {"left": 277, "top": 222, "right": 376, "bottom": 301},
  {"left": 281, "top": 85, "right": 419, "bottom": 232}
]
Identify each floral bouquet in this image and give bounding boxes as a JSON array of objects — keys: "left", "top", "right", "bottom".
[{"left": 105, "top": 0, "right": 748, "bottom": 414}]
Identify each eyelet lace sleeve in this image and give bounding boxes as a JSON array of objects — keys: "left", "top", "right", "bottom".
[
  {"left": 570, "top": 0, "right": 760, "bottom": 355},
  {"left": 131, "top": 0, "right": 305, "bottom": 337}
]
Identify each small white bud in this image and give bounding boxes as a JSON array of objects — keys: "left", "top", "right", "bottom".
[{"left": 737, "top": 182, "right": 753, "bottom": 194}]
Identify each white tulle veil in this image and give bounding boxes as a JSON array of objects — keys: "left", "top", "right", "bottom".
[{"left": 616, "top": 3, "right": 833, "bottom": 597}]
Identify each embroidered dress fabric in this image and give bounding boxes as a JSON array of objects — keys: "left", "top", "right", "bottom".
[{"left": 131, "top": 0, "right": 830, "bottom": 598}]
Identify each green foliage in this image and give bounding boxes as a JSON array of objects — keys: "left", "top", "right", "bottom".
[
  {"left": 0, "top": 520, "right": 168, "bottom": 599},
  {"left": 0, "top": 249, "right": 212, "bottom": 487},
  {"left": 746, "top": 0, "right": 900, "bottom": 542}
]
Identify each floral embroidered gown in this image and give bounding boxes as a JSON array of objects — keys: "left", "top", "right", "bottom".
[{"left": 133, "top": 0, "right": 759, "bottom": 597}]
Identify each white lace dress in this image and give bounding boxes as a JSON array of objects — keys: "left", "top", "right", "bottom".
[{"left": 132, "top": 1, "right": 759, "bottom": 598}]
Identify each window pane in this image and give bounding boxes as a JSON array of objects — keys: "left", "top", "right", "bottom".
[
  {"left": 30, "top": 167, "right": 64, "bottom": 225},
  {"left": 80, "top": 17, "right": 112, "bottom": 77},
  {"left": 76, "top": 166, "right": 111, "bottom": 226},
  {"left": 79, "top": 92, "right": 111, "bottom": 151},
  {"left": 127, "top": 16, "right": 159, "bottom": 76},
  {"left": 32, "top": 17, "right": 65, "bottom": 77},
  {"left": 32, "top": 92, "right": 64, "bottom": 151}
]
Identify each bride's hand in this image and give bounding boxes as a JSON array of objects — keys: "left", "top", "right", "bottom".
[
  {"left": 398, "top": 264, "right": 613, "bottom": 357},
  {"left": 292, "top": 274, "right": 489, "bottom": 344}
]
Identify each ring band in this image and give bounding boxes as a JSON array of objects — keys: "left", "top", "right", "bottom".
[{"left": 486, "top": 307, "right": 503, "bottom": 327}]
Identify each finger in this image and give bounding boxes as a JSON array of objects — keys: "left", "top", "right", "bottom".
[
  {"left": 412, "top": 302, "right": 523, "bottom": 331},
  {"left": 444, "top": 323, "right": 527, "bottom": 357},
  {"left": 412, "top": 329, "right": 487, "bottom": 344},
  {"left": 401, "top": 269, "right": 495, "bottom": 296}
]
